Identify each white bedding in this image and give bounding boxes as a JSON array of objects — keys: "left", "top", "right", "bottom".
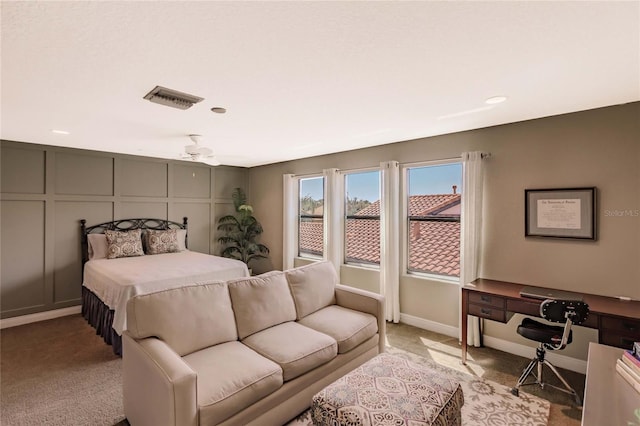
[{"left": 83, "top": 251, "right": 249, "bottom": 335}]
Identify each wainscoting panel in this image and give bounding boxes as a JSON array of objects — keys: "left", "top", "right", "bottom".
[
  {"left": 214, "top": 166, "right": 248, "bottom": 199},
  {"left": 0, "top": 146, "right": 45, "bottom": 194},
  {"left": 0, "top": 200, "right": 46, "bottom": 313},
  {"left": 55, "top": 152, "right": 114, "bottom": 196},
  {"left": 118, "top": 202, "right": 168, "bottom": 220},
  {"left": 53, "top": 201, "right": 113, "bottom": 305},
  {"left": 172, "top": 202, "right": 211, "bottom": 253},
  {"left": 173, "top": 164, "right": 211, "bottom": 199},
  {"left": 120, "top": 159, "right": 168, "bottom": 197}
]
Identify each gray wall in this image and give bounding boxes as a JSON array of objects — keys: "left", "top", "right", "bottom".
[
  {"left": 0, "top": 141, "right": 248, "bottom": 319},
  {"left": 249, "top": 102, "right": 640, "bottom": 361}
]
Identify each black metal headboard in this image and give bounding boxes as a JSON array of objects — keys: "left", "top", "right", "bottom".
[{"left": 80, "top": 217, "right": 188, "bottom": 264}]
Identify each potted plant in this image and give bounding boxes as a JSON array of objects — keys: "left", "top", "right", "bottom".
[{"left": 217, "top": 188, "right": 269, "bottom": 272}]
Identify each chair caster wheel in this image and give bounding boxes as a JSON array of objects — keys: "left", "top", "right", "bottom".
[
  {"left": 511, "top": 388, "right": 519, "bottom": 397},
  {"left": 573, "top": 396, "right": 583, "bottom": 408}
]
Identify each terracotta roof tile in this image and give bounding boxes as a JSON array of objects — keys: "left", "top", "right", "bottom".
[
  {"left": 299, "top": 195, "right": 461, "bottom": 277},
  {"left": 345, "top": 218, "right": 380, "bottom": 264},
  {"left": 354, "top": 194, "right": 461, "bottom": 217},
  {"left": 409, "top": 194, "right": 461, "bottom": 216},
  {"left": 408, "top": 221, "right": 460, "bottom": 277},
  {"left": 299, "top": 219, "right": 323, "bottom": 256}
]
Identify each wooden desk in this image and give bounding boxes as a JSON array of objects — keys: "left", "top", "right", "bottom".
[
  {"left": 461, "top": 278, "right": 640, "bottom": 364},
  {"left": 581, "top": 342, "right": 640, "bottom": 426}
]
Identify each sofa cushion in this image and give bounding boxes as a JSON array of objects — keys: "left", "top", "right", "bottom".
[
  {"left": 227, "top": 271, "right": 297, "bottom": 339},
  {"left": 285, "top": 261, "right": 337, "bottom": 319},
  {"left": 242, "top": 321, "right": 337, "bottom": 381},
  {"left": 298, "top": 305, "right": 378, "bottom": 354},
  {"left": 126, "top": 282, "right": 237, "bottom": 356},
  {"left": 183, "top": 341, "right": 283, "bottom": 425}
]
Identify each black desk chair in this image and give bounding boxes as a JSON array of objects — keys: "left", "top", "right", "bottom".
[{"left": 510, "top": 299, "right": 589, "bottom": 406}]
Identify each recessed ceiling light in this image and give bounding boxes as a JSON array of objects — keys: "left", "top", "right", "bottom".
[
  {"left": 211, "top": 107, "right": 227, "bottom": 114},
  {"left": 485, "top": 96, "right": 507, "bottom": 105},
  {"left": 51, "top": 129, "right": 70, "bottom": 135}
]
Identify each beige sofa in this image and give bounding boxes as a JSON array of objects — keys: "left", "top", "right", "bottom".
[{"left": 122, "top": 261, "right": 385, "bottom": 426}]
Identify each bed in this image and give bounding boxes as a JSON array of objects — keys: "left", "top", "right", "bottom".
[{"left": 80, "top": 217, "right": 249, "bottom": 355}]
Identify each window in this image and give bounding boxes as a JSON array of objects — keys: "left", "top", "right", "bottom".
[
  {"left": 344, "top": 170, "right": 380, "bottom": 266},
  {"left": 298, "top": 176, "right": 324, "bottom": 258},
  {"left": 406, "top": 162, "right": 462, "bottom": 278}
]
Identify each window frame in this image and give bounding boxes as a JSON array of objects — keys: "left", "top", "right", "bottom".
[
  {"left": 401, "top": 158, "right": 462, "bottom": 283},
  {"left": 297, "top": 174, "right": 325, "bottom": 260},
  {"left": 342, "top": 167, "right": 381, "bottom": 268}
]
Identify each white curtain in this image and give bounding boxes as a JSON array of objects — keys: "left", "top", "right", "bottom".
[
  {"left": 323, "top": 168, "right": 342, "bottom": 274},
  {"left": 380, "top": 161, "right": 400, "bottom": 322},
  {"left": 282, "top": 174, "right": 297, "bottom": 270},
  {"left": 460, "top": 152, "right": 487, "bottom": 347}
]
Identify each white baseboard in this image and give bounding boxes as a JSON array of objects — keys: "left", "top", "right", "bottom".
[
  {"left": 398, "top": 313, "right": 587, "bottom": 374},
  {"left": 399, "top": 313, "right": 459, "bottom": 339},
  {"left": 0, "top": 306, "right": 81, "bottom": 329}
]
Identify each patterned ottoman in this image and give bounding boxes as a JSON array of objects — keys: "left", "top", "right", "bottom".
[{"left": 311, "top": 353, "right": 463, "bottom": 426}]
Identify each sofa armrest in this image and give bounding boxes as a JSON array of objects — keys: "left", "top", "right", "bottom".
[
  {"left": 123, "top": 332, "right": 198, "bottom": 426},
  {"left": 335, "top": 284, "right": 386, "bottom": 353}
]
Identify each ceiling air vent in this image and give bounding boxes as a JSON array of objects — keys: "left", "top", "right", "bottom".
[{"left": 143, "top": 86, "right": 204, "bottom": 110}]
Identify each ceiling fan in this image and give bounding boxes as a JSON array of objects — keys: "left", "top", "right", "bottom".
[{"left": 182, "top": 134, "right": 221, "bottom": 166}]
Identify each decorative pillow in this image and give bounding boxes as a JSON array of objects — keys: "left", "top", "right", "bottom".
[
  {"left": 227, "top": 271, "right": 297, "bottom": 339},
  {"left": 87, "top": 233, "right": 109, "bottom": 260},
  {"left": 285, "top": 261, "right": 337, "bottom": 319},
  {"left": 145, "top": 229, "right": 179, "bottom": 255},
  {"left": 176, "top": 229, "right": 187, "bottom": 251},
  {"left": 126, "top": 282, "right": 236, "bottom": 356},
  {"left": 105, "top": 229, "right": 144, "bottom": 259}
]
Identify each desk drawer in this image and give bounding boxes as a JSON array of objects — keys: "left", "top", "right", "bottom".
[
  {"left": 599, "top": 316, "right": 640, "bottom": 350},
  {"left": 469, "top": 293, "right": 505, "bottom": 309},
  {"left": 469, "top": 303, "right": 506, "bottom": 322},
  {"left": 600, "top": 317, "right": 640, "bottom": 336},
  {"left": 507, "top": 299, "right": 540, "bottom": 317},
  {"left": 600, "top": 333, "right": 638, "bottom": 350}
]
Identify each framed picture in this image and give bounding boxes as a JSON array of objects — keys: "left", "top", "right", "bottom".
[{"left": 525, "top": 187, "right": 596, "bottom": 240}]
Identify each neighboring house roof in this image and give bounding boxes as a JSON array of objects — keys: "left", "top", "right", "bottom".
[
  {"left": 354, "top": 194, "right": 461, "bottom": 217},
  {"left": 299, "top": 220, "right": 323, "bottom": 256},
  {"left": 345, "top": 218, "right": 380, "bottom": 265},
  {"left": 408, "top": 220, "right": 460, "bottom": 276},
  {"left": 299, "top": 194, "right": 461, "bottom": 277}
]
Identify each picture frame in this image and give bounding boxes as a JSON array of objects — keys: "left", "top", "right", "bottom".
[{"left": 525, "top": 187, "right": 596, "bottom": 240}]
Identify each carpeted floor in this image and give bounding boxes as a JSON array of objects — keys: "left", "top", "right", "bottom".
[{"left": 0, "top": 315, "right": 585, "bottom": 425}]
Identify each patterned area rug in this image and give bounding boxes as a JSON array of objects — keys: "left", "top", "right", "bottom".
[{"left": 287, "top": 347, "right": 550, "bottom": 426}]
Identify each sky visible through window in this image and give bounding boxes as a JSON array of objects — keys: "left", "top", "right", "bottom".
[
  {"left": 408, "top": 163, "right": 462, "bottom": 196},
  {"left": 346, "top": 170, "right": 380, "bottom": 202},
  {"left": 299, "top": 164, "right": 462, "bottom": 202},
  {"left": 300, "top": 177, "right": 324, "bottom": 201}
]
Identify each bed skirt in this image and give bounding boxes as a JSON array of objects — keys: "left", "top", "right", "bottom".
[{"left": 81, "top": 286, "right": 122, "bottom": 356}]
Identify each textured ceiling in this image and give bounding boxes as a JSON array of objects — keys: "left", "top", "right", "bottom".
[{"left": 1, "top": 1, "right": 638, "bottom": 167}]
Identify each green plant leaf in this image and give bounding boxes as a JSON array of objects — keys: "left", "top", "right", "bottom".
[{"left": 217, "top": 188, "right": 269, "bottom": 267}]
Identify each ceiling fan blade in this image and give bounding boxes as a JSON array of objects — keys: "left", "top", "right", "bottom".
[
  {"left": 184, "top": 144, "right": 200, "bottom": 155},
  {"left": 198, "top": 146, "right": 213, "bottom": 156},
  {"left": 200, "top": 156, "right": 221, "bottom": 166}
]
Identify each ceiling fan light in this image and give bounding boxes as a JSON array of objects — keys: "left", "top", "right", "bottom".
[{"left": 485, "top": 95, "right": 507, "bottom": 105}]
